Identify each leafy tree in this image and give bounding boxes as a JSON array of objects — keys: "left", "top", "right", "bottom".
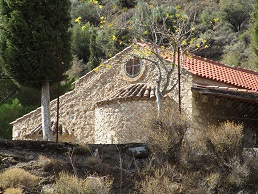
[
  {"left": 0, "top": 0, "right": 72, "bottom": 141},
  {"left": 71, "top": 0, "right": 100, "bottom": 26},
  {"left": 71, "top": 0, "right": 127, "bottom": 67},
  {"left": 71, "top": 23, "right": 92, "bottom": 63},
  {"left": 220, "top": 0, "right": 253, "bottom": 32}
]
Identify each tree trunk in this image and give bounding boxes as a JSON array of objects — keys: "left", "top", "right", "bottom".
[
  {"left": 41, "top": 79, "right": 54, "bottom": 141},
  {"left": 155, "top": 82, "right": 162, "bottom": 117}
]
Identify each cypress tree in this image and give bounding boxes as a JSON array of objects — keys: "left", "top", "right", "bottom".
[
  {"left": 0, "top": 0, "right": 72, "bottom": 140},
  {"left": 253, "top": 0, "right": 258, "bottom": 68},
  {"left": 88, "top": 31, "right": 101, "bottom": 71}
]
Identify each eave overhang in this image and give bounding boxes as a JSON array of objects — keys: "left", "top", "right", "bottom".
[{"left": 192, "top": 84, "right": 258, "bottom": 103}]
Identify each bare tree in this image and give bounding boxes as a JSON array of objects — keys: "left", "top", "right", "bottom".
[{"left": 129, "top": 4, "right": 209, "bottom": 115}]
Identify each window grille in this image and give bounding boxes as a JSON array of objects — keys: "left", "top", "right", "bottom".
[{"left": 124, "top": 56, "right": 142, "bottom": 78}]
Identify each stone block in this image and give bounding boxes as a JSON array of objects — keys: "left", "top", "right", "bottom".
[{"left": 126, "top": 146, "right": 149, "bottom": 158}]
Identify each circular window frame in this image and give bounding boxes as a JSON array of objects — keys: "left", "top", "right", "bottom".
[{"left": 122, "top": 56, "right": 145, "bottom": 81}]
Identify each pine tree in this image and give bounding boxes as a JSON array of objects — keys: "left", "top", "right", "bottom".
[{"left": 0, "top": 0, "right": 72, "bottom": 141}]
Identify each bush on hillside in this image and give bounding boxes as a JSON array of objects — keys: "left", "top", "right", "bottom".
[
  {"left": 0, "top": 167, "right": 39, "bottom": 192},
  {"left": 0, "top": 99, "right": 35, "bottom": 139},
  {"left": 147, "top": 112, "right": 188, "bottom": 164},
  {"left": 137, "top": 121, "right": 257, "bottom": 193},
  {"left": 115, "top": 0, "right": 137, "bottom": 8},
  {"left": 137, "top": 163, "right": 184, "bottom": 194}
]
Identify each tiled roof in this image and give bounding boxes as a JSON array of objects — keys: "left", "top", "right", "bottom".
[
  {"left": 193, "top": 84, "right": 258, "bottom": 94},
  {"left": 97, "top": 83, "right": 156, "bottom": 105},
  {"left": 192, "top": 84, "right": 258, "bottom": 101},
  {"left": 182, "top": 55, "right": 258, "bottom": 92},
  {"left": 137, "top": 42, "right": 258, "bottom": 92}
]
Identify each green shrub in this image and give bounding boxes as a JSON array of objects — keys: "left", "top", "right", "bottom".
[
  {"left": 220, "top": 0, "right": 252, "bottom": 32},
  {"left": 71, "top": 1, "right": 100, "bottom": 26},
  {"left": 200, "top": 7, "right": 220, "bottom": 29},
  {"left": 88, "top": 31, "right": 102, "bottom": 71},
  {"left": 0, "top": 99, "right": 35, "bottom": 139}
]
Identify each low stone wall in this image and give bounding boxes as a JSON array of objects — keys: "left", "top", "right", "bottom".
[{"left": 11, "top": 90, "right": 95, "bottom": 143}]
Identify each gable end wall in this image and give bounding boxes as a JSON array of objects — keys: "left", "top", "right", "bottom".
[{"left": 11, "top": 46, "right": 196, "bottom": 143}]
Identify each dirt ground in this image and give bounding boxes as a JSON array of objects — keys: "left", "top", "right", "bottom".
[{"left": 0, "top": 140, "right": 150, "bottom": 194}]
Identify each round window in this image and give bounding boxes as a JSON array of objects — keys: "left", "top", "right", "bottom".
[{"left": 124, "top": 56, "right": 142, "bottom": 78}]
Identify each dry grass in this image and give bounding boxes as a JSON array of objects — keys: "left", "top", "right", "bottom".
[
  {"left": 43, "top": 158, "right": 70, "bottom": 174},
  {"left": 74, "top": 144, "right": 91, "bottom": 154},
  {"left": 3, "top": 187, "right": 24, "bottom": 194},
  {"left": 137, "top": 163, "right": 183, "bottom": 194},
  {"left": 46, "top": 172, "right": 113, "bottom": 194},
  {"left": 84, "top": 156, "right": 102, "bottom": 166},
  {"left": 0, "top": 167, "right": 39, "bottom": 190}
]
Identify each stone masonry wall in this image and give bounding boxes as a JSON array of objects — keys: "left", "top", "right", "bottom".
[
  {"left": 187, "top": 76, "right": 230, "bottom": 136},
  {"left": 11, "top": 46, "right": 194, "bottom": 144},
  {"left": 191, "top": 75, "right": 250, "bottom": 130},
  {"left": 192, "top": 90, "right": 258, "bottom": 131},
  {"left": 95, "top": 98, "right": 177, "bottom": 144}
]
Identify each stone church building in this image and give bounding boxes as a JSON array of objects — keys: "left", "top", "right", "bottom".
[{"left": 11, "top": 43, "right": 258, "bottom": 144}]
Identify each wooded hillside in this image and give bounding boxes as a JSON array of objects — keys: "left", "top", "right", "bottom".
[{"left": 70, "top": 0, "right": 256, "bottom": 71}]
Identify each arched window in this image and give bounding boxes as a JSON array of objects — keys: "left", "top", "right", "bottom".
[{"left": 124, "top": 56, "right": 142, "bottom": 78}]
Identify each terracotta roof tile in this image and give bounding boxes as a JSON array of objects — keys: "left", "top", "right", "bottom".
[
  {"left": 136, "top": 42, "right": 258, "bottom": 92},
  {"left": 193, "top": 84, "right": 257, "bottom": 94},
  {"left": 182, "top": 55, "right": 258, "bottom": 91},
  {"left": 97, "top": 83, "right": 156, "bottom": 105}
]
